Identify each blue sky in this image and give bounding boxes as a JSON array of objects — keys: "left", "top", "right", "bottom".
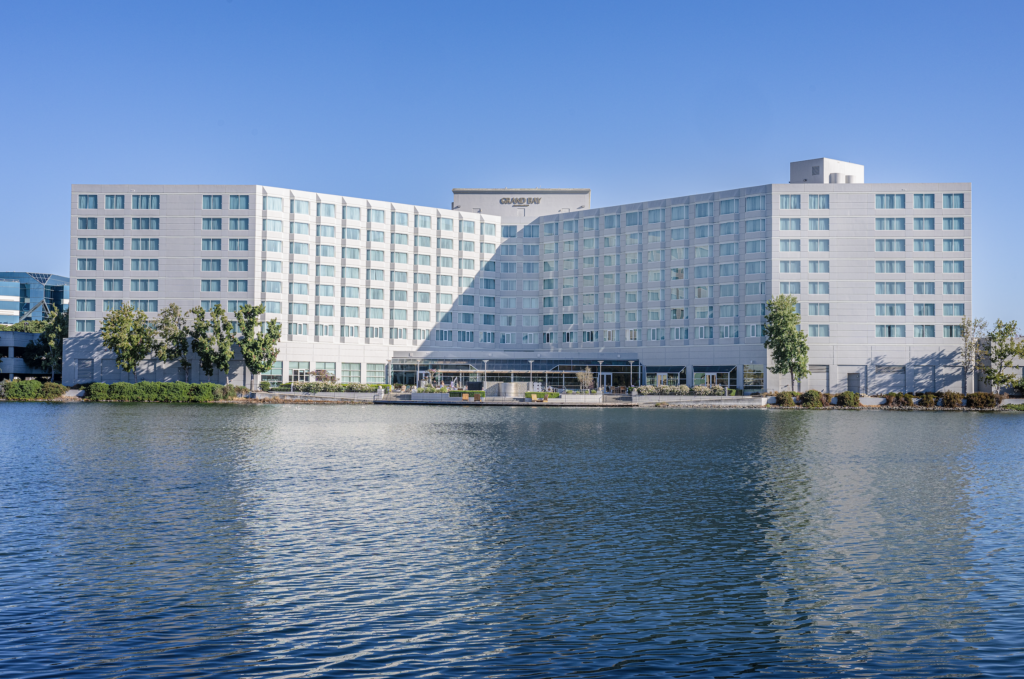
[{"left": 1, "top": 0, "right": 1021, "bottom": 322}]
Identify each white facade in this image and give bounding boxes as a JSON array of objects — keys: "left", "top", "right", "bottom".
[{"left": 64, "top": 159, "right": 973, "bottom": 394}]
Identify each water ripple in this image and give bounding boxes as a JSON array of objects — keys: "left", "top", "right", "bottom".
[{"left": 1, "top": 404, "right": 1023, "bottom": 676}]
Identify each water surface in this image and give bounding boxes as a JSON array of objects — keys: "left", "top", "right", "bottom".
[{"left": 2, "top": 404, "right": 1023, "bottom": 677}]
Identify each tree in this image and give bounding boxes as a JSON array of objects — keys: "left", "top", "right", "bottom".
[
  {"left": 100, "top": 305, "right": 155, "bottom": 382},
  {"left": 154, "top": 303, "right": 192, "bottom": 382},
  {"left": 190, "top": 304, "right": 235, "bottom": 383},
  {"left": 575, "top": 367, "right": 595, "bottom": 391},
  {"left": 763, "top": 295, "right": 809, "bottom": 391},
  {"left": 37, "top": 308, "right": 68, "bottom": 381},
  {"left": 958, "top": 316, "right": 989, "bottom": 392},
  {"left": 235, "top": 304, "right": 282, "bottom": 391},
  {"left": 982, "top": 319, "right": 1024, "bottom": 392}
]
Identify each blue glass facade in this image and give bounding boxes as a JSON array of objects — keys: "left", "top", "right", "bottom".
[{"left": 0, "top": 272, "right": 70, "bottom": 323}]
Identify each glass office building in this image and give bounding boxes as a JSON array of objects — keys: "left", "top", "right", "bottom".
[{"left": 0, "top": 272, "right": 70, "bottom": 324}]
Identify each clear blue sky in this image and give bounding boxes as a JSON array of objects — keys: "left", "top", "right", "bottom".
[{"left": 1, "top": 1, "right": 1021, "bottom": 322}]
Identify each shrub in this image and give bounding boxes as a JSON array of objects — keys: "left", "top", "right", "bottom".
[
  {"left": 87, "top": 382, "right": 109, "bottom": 400},
  {"left": 773, "top": 391, "right": 797, "bottom": 407},
  {"left": 919, "top": 393, "right": 937, "bottom": 408},
  {"left": 40, "top": 382, "right": 68, "bottom": 400},
  {"left": 710, "top": 384, "right": 726, "bottom": 396},
  {"left": 801, "top": 390, "right": 827, "bottom": 408},
  {"left": 5, "top": 379, "right": 43, "bottom": 401},
  {"left": 637, "top": 385, "right": 656, "bottom": 395},
  {"left": 837, "top": 390, "right": 860, "bottom": 407},
  {"left": 938, "top": 391, "right": 963, "bottom": 408},
  {"left": 966, "top": 392, "right": 1001, "bottom": 409},
  {"left": 1004, "top": 404, "right": 1024, "bottom": 412},
  {"left": 885, "top": 392, "right": 913, "bottom": 407},
  {"left": 525, "top": 391, "right": 560, "bottom": 399},
  {"left": 691, "top": 385, "right": 711, "bottom": 396},
  {"left": 259, "top": 381, "right": 270, "bottom": 392}
]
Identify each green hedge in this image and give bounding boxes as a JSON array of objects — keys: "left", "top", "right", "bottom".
[
  {"left": 450, "top": 390, "right": 485, "bottom": 397},
  {"left": 837, "top": 391, "right": 861, "bottom": 407},
  {"left": 1, "top": 380, "right": 68, "bottom": 401},
  {"left": 86, "top": 381, "right": 246, "bottom": 403},
  {"left": 1003, "top": 404, "right": 1024, "bottom": 412},
  {"left": 525, "top": 391, "right": 560, "bottom": 399}
]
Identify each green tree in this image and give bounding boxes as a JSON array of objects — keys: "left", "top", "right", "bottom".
[
  {"left": 190, "top": 304, "right": 235, "bottom": 382},
  {"left": 154, "top": 303, "right": 193, "bottom": 382},
  {"left": 958, "top": 316, "right": 988, "bottom": 392},
  {"left": 235, "top": 303, "right": 282, "bottom": 391},
  {"left": 763, "top": 295, "right": 809, "bottom": 391},
  {"left": 36, "top": 308, "right": 69, "bottom": 380},
  {"left": 100, "top": 305, "right": 155, "bottom": 382},
  {"left": 983, "top": 319, "right": 1024, "bottom": 392}
]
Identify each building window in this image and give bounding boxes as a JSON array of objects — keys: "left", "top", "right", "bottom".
[
  {"left": 76, "top": 320, "right": 96, "bottom": 332},
  {"left": 876, "top": 218, "right": 905, "bottom": 231},
  {"left": 875, "top": 239, "right": 905, "bottom": 252},
  {"left": 808, "top": 195, "right": 829, "bottom": 209},
  {"left": 202, "top": 195, "right": 222, "bottom": 209},
  {"left": 914, "top": 194, "right": 935, "bottom": 208},
  {"left": 943, "top": 218, "right": 965, "bottom": 231},
  {"left": 875, "top": 194, "right": 905, "bottom": 209},
  {"left": 914, "top": 218, "right": 935, "bottom": 231},
  {"left": 944, "top": 325, "right": 963, "bottom": 337},
  {"left": 942, "top": 193, "right": 965, "bottom": 208},
  {"left": 779, "top": 195, "right": 800, "bottom": 209},
  {"left": 780, "top": 218, "right": 800, "bottom": 230},
  {"left": 914, "top": 325, "right": 936, "bottom": 337},
  {"left": 943, "top": 239, "right": 965, "bottom": 252},
  {"left": 105, "top": 195, "right": 125, "bottom": 209},
  {"left": 779, "top": 239, "right": 800, "bottom": 252},
  {"left": 915, "top": 282, "right": 936, "bottom": 295},
  {"left": 131, "top": 218, "right": 159, "bottom": 230},
  {"left": 808, "top": 324, "right": 829, "bottom": 337},
  {"left": 876, "top": 324, "right": 906, "bottom": 337},
  {"left": 78, "top": 195, "right": 98, "bottom": 209},
  {"left": 875, "top": 282, "right": 906, "bottom": 294},
  {"left": 291, "top": 199, "right": 310, "bottom": 215},
  {"left": 131, "top": 195, "right": 160, "bottom": 209}
]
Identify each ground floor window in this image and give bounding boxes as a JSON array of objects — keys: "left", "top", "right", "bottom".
[
  {"left": 366, "top": 363, "right": 386, "bottom": 384},
  {"left": 290, "top": 361, "right": 310, "bottom": 382},
  {"left": 743, "top": 365, "right": 765, "bottom": 390},
  {"left": 341, "top": 363, "right": 361, "bottom": 383},
  {"left": 263, "top": 361, "right": 283, "bottom": 383}
]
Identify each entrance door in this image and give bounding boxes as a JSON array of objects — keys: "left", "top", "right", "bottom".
[
  {"left": 847, "top": 372, "right": 861, "bottom": 394},
  {"left": 705, "top": 373, "right": 717, "bottom": 386},
  {"left": 600, "top": 373, "right": 612, "bottom": 392}
]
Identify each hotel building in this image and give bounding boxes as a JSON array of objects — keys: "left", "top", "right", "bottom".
[{"left": 63, "top": 158, "right": 973, "bottom": 393}]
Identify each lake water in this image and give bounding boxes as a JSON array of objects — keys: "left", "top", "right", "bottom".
[{"left": 2, "top": 404, "right": 1023, "bottom": 677}]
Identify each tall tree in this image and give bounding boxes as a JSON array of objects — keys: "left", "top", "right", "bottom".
[
  {"left": 37, "top": 308, "right": 69, "bottom": 381},
  {"left": 100, "top": 305, "right": 155, "bottom": 382},
  {"left": 190, "top": 304, "right": 235, "bottom": 383},
  {"left": 763, "top": 295, "right": 809, "bottom": 391},
  {"left": 154, "top": 303, "right": 192, "bottom": 382},
  {"left": 982, "top": 319, "right": 1024, "bottom": 392},
  {"left": 235, "top": 303, "right": 282, "bottom": 391},
  {"left": 958, "top": 316, "right": 989, "bottom": 392}
]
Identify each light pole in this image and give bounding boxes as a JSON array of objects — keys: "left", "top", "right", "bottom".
[
  {"left": 528, "top": 360, "right": 534, "bottom": 391},
  {"left": 598, "top": 360, "right": 604, "bottom": 393},
  {"left": 483, "top": 360, "right": 488, "bottom": 391},
  {"left": 628, "top": 360, "right": 634, "bottom": 389}
]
